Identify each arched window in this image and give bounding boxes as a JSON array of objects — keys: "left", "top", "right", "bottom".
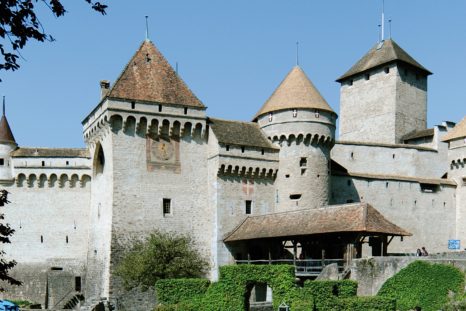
[{"left": 94, "top": 144, "right": 105, "bottom": 175}]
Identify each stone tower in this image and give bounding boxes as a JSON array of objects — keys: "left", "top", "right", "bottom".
[
  {"left": 254, "top": 66, "right": 336, "bottom": 211},
  {"left": 443, "top": 118, "right": 466, "bottom": 243},
  {"left": 337, "top": 39, "right": 431, "bottom": 144},
  {"left": 82, "top": 39, "right": 213, "bottom": 309},
  {"left": 0, "top": 101, "right": 17, "bottom": 181}
]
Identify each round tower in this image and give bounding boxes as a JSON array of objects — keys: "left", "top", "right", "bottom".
[
  {"left": 0, "top": 98, "right": 17, "bottom": 181},
  {"left": 254, "top": 66, "right": 337, "bottom": 211}
]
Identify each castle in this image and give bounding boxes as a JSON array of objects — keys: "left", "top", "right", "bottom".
[{"left": 1, "top": 35, "right": 466, "bottom": 310}]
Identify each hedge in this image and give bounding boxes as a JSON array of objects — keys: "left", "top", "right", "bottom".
[
  {"left": 377, "top": 260, "right": 465, "bottom": 311},
  {"left": 155, "top": 278, "right": 210, "bottom": 305},
  {"left": 154, "top": 265, "right": 397, "bottom": 311}
]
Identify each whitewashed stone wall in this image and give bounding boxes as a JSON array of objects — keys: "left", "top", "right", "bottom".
[
  {"left": 339, "top": 63, "right": 427, "bottom": 144},
  {"left": 331, "top": 175, "right": 457, "bottom": 254}
]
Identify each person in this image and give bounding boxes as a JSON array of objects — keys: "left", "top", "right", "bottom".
[
  {"left": 421, "top": 247, "right": 429, "bottom": 256},
  {"left": 416, "top": 248, "right": 422, "bottom": 256}
]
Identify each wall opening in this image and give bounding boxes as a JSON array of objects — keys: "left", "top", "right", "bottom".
[
  {"left": 245, "top": 200, "right": 252, "bottom": 215},
  {"left": 0, "top": 158, "right": 4, "bottom": 166},
  {"left": 184, "top": 107, "right": 188, "bottom": 115},
  {"left": 226, "top": 145, "right": 230, "bottom": 151},
  {"left": 131, "top": 101, "right": 135, "bottom": 109},
  {"left": 41, "top": 235, "right": 44, "bottom": 243},
  {"left": 66, "top": 235, "right": 69, "bottom": 244},
  {"left": 290, "top": 194, "right": 302, "bottom": 200},
  {"left": 163, "top": 198, "right": 171, "bottom": 216},
  {"left": 159, "top": 104, "right": 162, "bottom": 112},
  {"left": 94, "top": 144, "right": 105, "bottom": 175},
  {"left": 41, "top": 161, "right": 45, "bottom": 167},
  {"left": 51, "top": 267, "right": 63, "bottom": 271},
  {"left": 75, "top": 277, "right": 82, "bottom": 292}
]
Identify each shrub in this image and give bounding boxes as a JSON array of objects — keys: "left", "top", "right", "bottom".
[
  {"left": 115, "top": 230, "right": 208, "bottom": 290},
  {"left": 339, "top": 296, "right": 396, "bottom": 311},
  {"left": 155, "top": 278, "right": 210, "bottom": 305},
  {"left": 378, "top": 260, "right": 465, "bottom": 311}
]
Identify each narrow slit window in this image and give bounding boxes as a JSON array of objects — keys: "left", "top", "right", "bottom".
[
  {"left": 261, "top": 149, "right": 265, "bottom": 155},
  {"left": 163, "top": 198, "right": 171, "bottom": 216},
  {"left": 159, "top": 105, "right": 162, "bottom": 112},
  {"left": 268, "top": 113, "right": 273, "bottom": 122},
  {"left": 245, "top": 200, "right": 252, "bottom": 215},
  {"left": 292, "top": 109, "right": 297, "bottom": 118},
  {"left": 41, "top": 235, "right": 44, "bottom": 243},
  {"left": 241, "top": 146, "right": 245, "bottom": 153},
  {"left": 131, "top": 101, "right": 135, "bottom": 109},
  {"left": 226, "top": 145, "right": 230, "bottom": 151},
  {"left": 300, "top": 157, "right": 307, "bottom": 167},
  {"left": 0, "top": 158, "right": 4, "bottom": 166},
  {"left": 75, "top": 277, "right": 82, "bottom": 292},
  {"left": 66, "top": 236, "right": 69, "bottom": 244},
  {"left": 184, "top": 107, "right": 188, "bottom": 115},
  {"left": 42, "top": 161, "right": 45, "bottom": 167},
  {"left": 66, "top": 161, "right": 69, "bottom": 166}
]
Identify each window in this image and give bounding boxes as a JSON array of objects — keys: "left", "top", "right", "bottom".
[
  {"left": 245, "top": 200, "right": 252, "bottom": 215},
  {"left": 290, "top": 194, "right": 302, "bottom": 200},
  {"left": 315, "top": 110, "right": 320, "bottom": 118},
  {"left": 159, "top": 105, "right": 162, "bottom": 112},
  {"left": 66, "top": 161, "right": 69, "bottom": 165},
  {"left": 365, "top": 73, "right": 370, "bottom": 80},
  {"left": 184, "top": 107, "right": 188, "bottom": 115},
  {"left": 268, "top": 113, "right": 273, "bottom": 122},
  {"left": 75, "top": 277, "right": 82, "bottom": 292},
  {"left": 420, "top": 183, "right": 439, "bottom": 193},
  {"left": 384, "top": 67, "right": 390, "bottom": 74},
  {"left": 348, "top": 79, "right": 353, "bottom": 86},
  {"left": 292, "top": 109, "right": 297, "bottom": 118},
  {"left": 41, "top": 235, "right": 44, "bottom": 243},
  {"left": 163, "top": 198, "right": 171, "bottom": 216},
  {"left": 285, "top": 174, "right": 290, "bottom": 178},
  {"left": 131, "top": 101, "right": 135, "bottom": 109},
  {"left": 300, "top": 157, "right": 307, "bottom": 167},
  {"left": 350, "top": 152, "right": 354, "bottom": 159},
  {"left": 66, "top": 235, "right": 69, "bottom": 244},
  {"left": 261, "top": 149, "right": 265, "bottom": 155},
  {"left": 392, "top": 154, "right": 395, "bottom": 159},
  {"left": 226, "top": 145, "right": 230, "bottom": 151},
  {"left": 301, "top": 168, "right": 306, "bottom": 176},
  {"left": 41, "top": 161, "right": 45, "bottom": 167},
  {"left": 0, "top": 158, "right": 4, "bottom": 166},
  {"left": 241, "top": 146, "right": 245, "bottom": 153}
]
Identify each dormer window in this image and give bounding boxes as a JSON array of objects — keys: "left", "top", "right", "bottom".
[
  {"left": 365, "top": 73, "right": 370, "bottom": 80},
  {"left": 292, "top": 109, "right": 297, "bottom": 118},
  {"left": 384, "top": 67, "right": 390, "bottom": 74},
  {"left": 268, "top": 113, "right": 273, "bottom": 122},
  {"left": 314, "top": 110, "right": 320, "bottom": 118}
]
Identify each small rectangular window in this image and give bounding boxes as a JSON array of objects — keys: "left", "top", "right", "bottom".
[
  {"left": 159, "top": 105, "right": 162, "bottom": 112},
  {"left": 66, "top": 161, "right": 69, "bottom": 166},
  {"left": 226, "top": 145, "right": 230, "bottom": 151},
  {"left": 131, "top": 101, "right": 135, "bottom": 109},
  {"left": 241, "top": 146, "right": 245, "bottom": 153},
  {"left": 0, "top": 158, "right": 4, "bottom": 166},
  {"left": 365, "top": 73, "right": 370, "bottom": 80},
  {"left": 184, "top": 107, "right": 188, "bottom": 115},
  {"left": 245, "top": 200, "right": 252, "bottom": 215},
  {"left": 75, "top": 276, "right": 82, "bottom": 292},
  {"left": 41, "top": 161, "right": 45, "bottom": 167},
  {"left": 384, "top": 67, "right": 390, "bottom": 74},
  {"left": 163, "top": 199, "right": 171, "bottom": 216},
  {"left": 300, "top": 157, "right": 307, "bottom": 167}
]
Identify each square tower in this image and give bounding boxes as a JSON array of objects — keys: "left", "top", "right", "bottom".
[{"left": 337, "top": 39, "right": 431, "bottom": 144}]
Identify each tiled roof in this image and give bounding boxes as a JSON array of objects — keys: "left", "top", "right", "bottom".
[
  {"left": 209, "top": 118, "right": 278, "bottom": 149},
  {"left": 402, "top": 128, "right": 434, "bottom": 141},
  {"left": 107, "top": 40, "right": 205, "bottom": 108},
  {"left": 254, "top": 66, "right": 335, "bottom": 120},
  {"left": 224, "top": 203, "right": 411, "bottom": 242},
  {"left": 11, "top": 148, "right": 90, "bottom": 158},
  {"left": 337, "top": 39, "right": 431, "bottom": 82},
  {"left": 442, "top": 117, "right": 466, "bottom": 142},
  {"left": 0, "top": 115, "right": 16, "bottom": 144}
]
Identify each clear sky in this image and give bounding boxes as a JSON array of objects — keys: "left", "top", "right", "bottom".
[{"left": 1, "top": 0, "right": 466, "bottom": 147}]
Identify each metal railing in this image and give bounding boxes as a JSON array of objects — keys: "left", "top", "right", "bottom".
[{"left": 235, "top": 259, "right": 347, "bottom": 276}]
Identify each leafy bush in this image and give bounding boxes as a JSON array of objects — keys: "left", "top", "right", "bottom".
[
  {"left": 378, "top": 260, "right": 465, "bottom": 311},
  {"left": 155, "top": 278, "right": 210, "bottom": 305},
  {"left": 339, "top": 296, "right": 396, "bottom": 310},
  {"left": 115, "top": 230, "right": 208, "bottom": 290}
]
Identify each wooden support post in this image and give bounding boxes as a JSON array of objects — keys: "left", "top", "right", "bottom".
[
  {"left": 382, "top": 236, "right": 388, "bottom": 256},
  {"left": 293, "top": 241, "right": 297, "bottom": 267},
  {"left": 247, "top": 252, "right": 251, "bottom": 264},
  {"left": 268, "top": 244, "right": 272, "bottom": 265}
]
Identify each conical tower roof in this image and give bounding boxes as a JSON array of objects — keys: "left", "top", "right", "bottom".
[
  {"left": 107, "top": 40, "right": 205, "bottom": 108},
  {"left": 254, "top": 66, "right": 335, "bottom": 120},
  {"left": 336, "top": 39, "right": 431, "bottom": 82},
  {"left": 0, "top": 114, "right": 16, "bottom": 145}
]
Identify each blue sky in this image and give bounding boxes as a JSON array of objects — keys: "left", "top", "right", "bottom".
[{"left": 1, "top": 0, "right": 466, "bottom": 147}]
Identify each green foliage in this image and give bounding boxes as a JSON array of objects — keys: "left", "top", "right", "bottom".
[
  {"left": 154, "top": 265, "right": 395, "bottom": 311},
  {"left": 378, "top": 260, "right": 465, "bottom": 311},
  {"left": 339, "top": 296, "right": 396, "bottom": 311},
  {"left": 115, "top": 230, "right": 208, "bottom": 290},
  {"left": 155, "top": 278, "right": 210, "bottom": 305}
]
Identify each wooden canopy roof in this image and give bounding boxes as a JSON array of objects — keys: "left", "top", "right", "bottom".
[{"left": 224, "top": 203, "right": 411, "bottom": 242}]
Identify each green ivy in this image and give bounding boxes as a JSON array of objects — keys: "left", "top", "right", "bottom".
[
  {"left": 155, "top": 278, "right": 210, "bottom": 305},
  {"left": 339, "top": 296, "right": 396, "bottom": 310},
  {"left": 377, "top": 260, "right": 465, "bottom": 311}
]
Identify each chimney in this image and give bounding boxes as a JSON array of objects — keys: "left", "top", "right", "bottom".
[{"left": 100, "top": 80, "right": 111, "bottom": 99}]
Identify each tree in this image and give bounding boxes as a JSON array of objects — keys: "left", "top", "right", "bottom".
[
  {"left": 0, "top": 0, "right": 107, "bottom": 77},
  {"left": 115, "top": 230, "right": 208, "bottom": 290},
  {"left": 0, "top": 190, "right": 21, "bottom": 291}
]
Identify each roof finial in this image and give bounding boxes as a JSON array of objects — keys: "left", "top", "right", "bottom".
[
  {"left": 2, "top": 96, "right": 5, "bottom": 116},
  {"left": 389, "top": 18, "right": 392, "bottom": 38},
  {"left": 145, "top": 16, "right": 150, "bottom": 41},
  {"left": 381, "top": 0, "right": 385, "bottom": 42},
  {"left": 296, "top": 41, "right": 299, "bottom": 66}
]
